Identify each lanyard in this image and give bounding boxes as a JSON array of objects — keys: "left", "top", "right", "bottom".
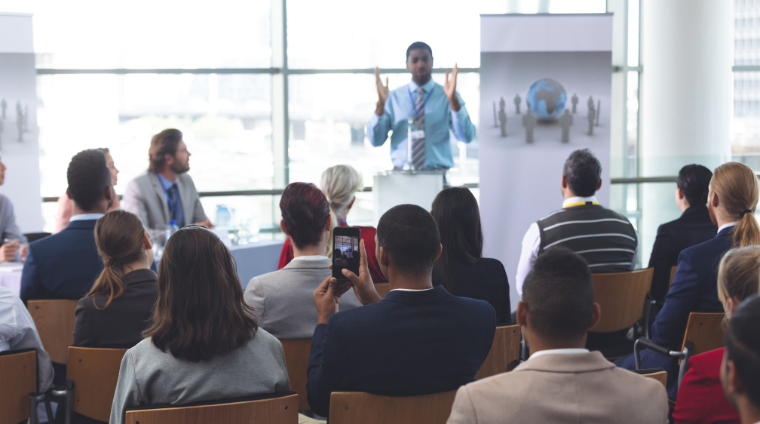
[
  {"left": 563, "top": 201, "right": 600, "bottom": 208},
  {"left": 408, "top": 86, "right": 435, "bottom": 116}
]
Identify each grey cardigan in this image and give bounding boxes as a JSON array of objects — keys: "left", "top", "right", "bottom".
[
  {"left": 244, "top": 256, "right": 363, "bottom": 339},
  {"left": 122, "top": 171, "right": 208, "bottom": 229},
  {"left": 109, "top": 329, "right": 290, "bottom": 424}
]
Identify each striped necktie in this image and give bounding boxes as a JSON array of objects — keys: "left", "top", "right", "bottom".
[{"left": 412, "top": 87, "right": 426, "bottom": 170}]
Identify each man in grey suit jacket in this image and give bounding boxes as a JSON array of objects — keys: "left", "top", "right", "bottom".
[
  {"left": 122, "top": 129, "right": 212, "bottom": 230},
  {"left": 447, "top": 247, "right": 668, "bottom": 424}
]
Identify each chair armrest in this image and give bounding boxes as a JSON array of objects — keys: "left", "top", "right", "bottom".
[{"left": 634, "top": 338, "right": 685, "bottom": 369}]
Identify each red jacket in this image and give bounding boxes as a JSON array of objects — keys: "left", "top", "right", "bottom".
[
  {"left": 673, "top": 348, "right": 739, "bottom": 424},
  {"left": 277, "top": 223, "right": 387, "bottom": 283}
]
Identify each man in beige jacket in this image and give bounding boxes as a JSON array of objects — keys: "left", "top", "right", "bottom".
[{"left": 447, "top": 247, "right": 668, "bottom": 424}]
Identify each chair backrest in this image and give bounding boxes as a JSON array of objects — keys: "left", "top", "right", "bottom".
[
  {"left": 0, "top": 349, "right": 37, "bottom": 424},
  {"left": 374, "top": 282, "right": 391, "bottom": 298},
  {"left": 124, "top": 393, "right": 298, "bottom": 424},
  {"left": 682, "top": 312, "right": 726, "bottom": 356},
  {"left": 669, "top": 266, "right": 677, "bottom": 292},
  {"left": 475, "top": 324, "right": 521, "bottom": 380},
  {"left": 23, "top": 232, "right": 51, "bottom": 243},
  {"left": 67, "top": 346, "right": 129, "bottom": 422},
  {"left": 27, "top": 299, "right": 78, "bottom": 364},
  {"left": 279, "top": 339, "right": 311, "bottom": 411},
  {"left": 590, "top": 268, "right": 654, "bottom": 333},
  {"left": 639, "top": 369, "right": 667, "bottom": 389},
  {"left": 329, "top": 391, "right": 457, "bottom": 424}
]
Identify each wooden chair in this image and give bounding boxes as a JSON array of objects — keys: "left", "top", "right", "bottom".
[
  {"left": 633, "top": 368, "right": 668, "bottom": 389},
  {"left": 669, "top": 266, "right": 677, "bottom": 292},
  {"left": 635, "top": 312, "right": 725, "bottom": 391},
  {"left": 0, "top": 349, "right": 37, "bottom": 424},
  {"left": 124, "top": 392, "right": 298, "bottom": 424},
  {"left": 60, "top": 347, "right": 129, "bottom": 422},
  {"left": 27, "top": 299, "right": 78, "bottom": 364},
  {"left": 280, "top": 339, "right": 311, "bottom": 411},
  {"left": 374, "top": 282, "right": 391, "bottom": 298},
  {"left": 475, "top": 324, "right": 521, "bottom": 380},
  {"left": 588, "top": 269, "right": 654, "bottom": 358},
  {"left": 329, "top": 391, "right": 457, "bottom": 424}
]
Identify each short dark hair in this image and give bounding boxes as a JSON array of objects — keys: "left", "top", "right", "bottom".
[
  {"left": 522, "top": 247, "right": 594, "bottom": 340},
  {"left": 431, "top": 187, "right": 483, "bottom": 292},
  {"left": 67, "top": 149, "right": 112, "bottom": 211},
  {"left": 377, "top": 204, "right": 440, "bottom": 275},
  {"left": 406, "top": 41, "right": 433, "bottom": 60},
  {"left": 280, "top": 182, "right": 330, "bottom": 249},
  {"left": 563, "top": 149, "right": 602, "bottom": 197},
  {"left": 677, "top": 164, "right": 713, "bottom": 206},
  {"left": 149, "top": 128, "right": 183, "bottom": 173},
  {"left": 725, "top": 294, "right": 760, "bottom": 409},
  {"left": 144, "top": 226, "right": 258, "bottom": 362}
]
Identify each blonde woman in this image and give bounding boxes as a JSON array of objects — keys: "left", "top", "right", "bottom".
[
  {"left": 673, "top": 246, "right": 760, "bottom": 423},
  {"left": 277, "top": 165, "right": 386, "bottom": 282}
]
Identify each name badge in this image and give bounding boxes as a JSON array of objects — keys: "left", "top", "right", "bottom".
[{"left": 410, "top": 130, "right": 425, "bottom": 140}]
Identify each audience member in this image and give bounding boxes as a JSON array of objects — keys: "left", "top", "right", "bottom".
[
  {"left": 307, "top": 204, "right": 496, "bottom": 417},
  {"left": 673, "top": 246, "right": 760, "bottom": 424},
  {"left": 515, "top": 149, "right": 637, "bottom": 348},
  {"left": 109, "top": 226, "right": 290, "bottom": 424},
  {"left": 0, "top": 286, "right": 54, "bottom": 393},
  {"left": 515, "top": 149, "right": 637, "bottom": 297},
  {"left": 0, "top": 155, "right": 26, "bottom": 263},
  {"left": 54, "top": 148, "right": 120, "bottom": 234},
  {"left": 20, "top": 149, "right": 113, "bottom": 301},
  {"left": 278, "top": 165, "right": 387, "bottom": 282},
  {"left": 431, "top": 186, "right": 511, "bottom": 323},
  {"left": 648, "top": 164, "right": 717, "bottom": 306},
  {"left": 245, "top": 182, "right": 361, "bottom": 339},
  {"left": 72, "top": 210, "right": 158, "bottom": 348},
  {"left": 447, "top": 247, "right": 667, "bottom": 424},
  {"left": 122, "top": 128, "right": 213, "bottom": 230},
  {"left": 619, "top": 161, "right": 760, "bottom": 398},
  {"left": 720, "top": 294, "right": 760, "bottom": 424}
]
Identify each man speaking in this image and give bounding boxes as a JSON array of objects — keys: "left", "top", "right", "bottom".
[{"left": 367, "top": 42, "right": 476, "bottom": 171}]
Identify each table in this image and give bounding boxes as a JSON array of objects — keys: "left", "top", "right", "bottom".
[
  {"left": 0, "top": 262, "right": 23, "bottom": 295},
  {"left": 229, "top": 240, "right": 285, "bottom": 289}
]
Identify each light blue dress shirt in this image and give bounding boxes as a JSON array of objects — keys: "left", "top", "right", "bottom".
[
  {"left": 156, "top": 173, "right": 185, "bottom": 227},
  {"left": 367, "top": 79, "right": 476, "bottom": 169}
]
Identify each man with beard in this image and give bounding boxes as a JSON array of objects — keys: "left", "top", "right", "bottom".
[
  {"left": 367, "top": 42, "right": 476, "bottom": 172},
  {"left": 123, "top": 129, "right": 213, "bottom": 230},
  {"left": 618, "top": 161, "right": 760, "bottom": 399}
]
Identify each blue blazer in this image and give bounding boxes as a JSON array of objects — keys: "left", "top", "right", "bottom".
[
  {"left": 651, "top": 226, "right": 730, "bottom": 350},
  {"left": 20, "top": 219, "right": 103, "bottom": 302},
  {"left": 306, "top": 285, "right": 496, "bottom": 417}
]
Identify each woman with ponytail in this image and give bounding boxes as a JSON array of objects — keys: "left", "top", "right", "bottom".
[
  {"left": 72, "top": 210, "right": 158, "bottom": 348},
  {"left": 277, "top": 165, "right": 387, "bottom": 282},
  {"left": 618, "top": 162, "right": 760, "bottom": 398}
]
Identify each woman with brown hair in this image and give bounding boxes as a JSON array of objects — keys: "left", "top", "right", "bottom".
[
  {"left": 109, "top": 226, "right": 290, "bottom": 424},
  {"left": 72, "top": 210, "right": 157, "bottom": 348},
  {"left": 618, "top": 162, "right": 760, "bottom": 398},
  {"left": 673, "top": 246, "right": 760, "bottom": 424}
]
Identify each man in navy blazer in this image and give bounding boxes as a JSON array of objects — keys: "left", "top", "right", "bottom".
[
  {"left": 307, "top": 205, "right": 496, "bottom": 417},
  {"left": 619, "top": 162, "right": 759, "bottom": 398},
  {"left": 21, "top": 150, "right": 114, "bottom": 302}
]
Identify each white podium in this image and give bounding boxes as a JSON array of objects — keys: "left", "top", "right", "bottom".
[{"left": 373, "top": 170, "right": 445, "bottom": 225}]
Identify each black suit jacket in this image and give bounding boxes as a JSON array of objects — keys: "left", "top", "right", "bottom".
[
  {"left": 72, "top": 269, "right": 158, "bottom": 348},
  {"left": 432, "top": 258, "right": 511, "bottom": 324},
  {"left": 647, "top": 205, "right": 717, "bottom": 302},
  {"left": 20, "top": 219, "right": 103, "bottom": 302},
  {"left": 306, "top": 285, "right": 496, "bottom": 417}
]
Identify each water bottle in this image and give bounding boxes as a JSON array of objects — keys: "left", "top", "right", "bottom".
[
  {"left": 166, "top": 220, "right": 180, "bottom": 241},
  {"left": 217, "top": 205, "right": 232, "bottom": 228}
]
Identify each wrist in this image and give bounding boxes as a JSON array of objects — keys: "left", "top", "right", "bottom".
[
  {"left": 317, "top": 313, "right": 332, "bottom": 325},
  {"left": 375, "top": 101, "right": 385, "bottom": 116},
  {"left": 448, "top": 96, "right": 461, "bottom": 112}
]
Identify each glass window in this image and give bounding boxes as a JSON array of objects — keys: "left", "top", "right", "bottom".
[
  {"left": 3, "top": 0, "right": 271, "bottom": 68},
  {"left": 732, "top": 72, "right": 760, "bottom": 169},
  {"left": 287, "top": 72, "right": 480, "bottom": 187},
  {"left": 37, "top": 73, "right": 272, "bottom": 230}
]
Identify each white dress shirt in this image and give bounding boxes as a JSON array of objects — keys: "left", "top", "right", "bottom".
[
  {"left": 718, "top": 221, "right": 738, "bottom": 233},
  {"left": 514, "top": 196, "right": 638, "bottom": 298},
  {"left": 0, "top": 286, "right": 54, "bottom": 392},
  {"left": 529, "top": 348, "right": 589, "bottom": 360},
  {"left": 69, "top": 213, "right": 105, "bottom": 222}
]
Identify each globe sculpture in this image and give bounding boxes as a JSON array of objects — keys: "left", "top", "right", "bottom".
[{"left": 526, "top": 78, "right": 567, "bottom": 119}]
